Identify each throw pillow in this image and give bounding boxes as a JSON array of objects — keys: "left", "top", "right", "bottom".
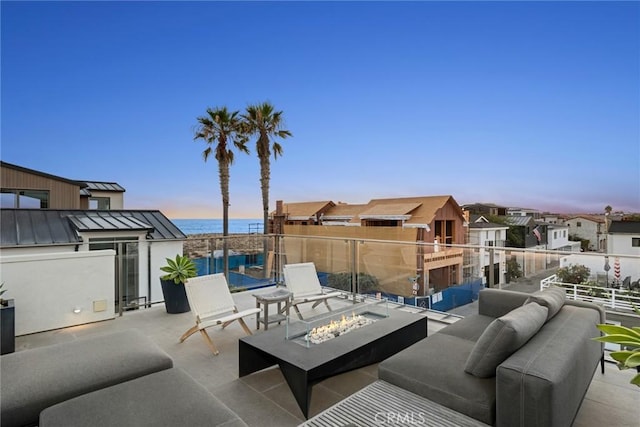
[
  {"left": 526, "top": 286, "right": 566, "bottom": 321},
  {"left": 464, "top": 302, "right": 548, "bottom": 378}
]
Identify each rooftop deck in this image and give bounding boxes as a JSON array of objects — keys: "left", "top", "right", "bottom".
[{"left": 13, "top": 287, "right": 639, "bottom": 426}]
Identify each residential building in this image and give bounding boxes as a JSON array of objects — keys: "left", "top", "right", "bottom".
[
  {"left": 608, "top": 220, "right": 640, "bottom": 256},
  {"left": 605, "top": 220, "right": 640, "bottom": 285},
  {"left": 467, "top": 215, "right": 509, "bottom": 286},
  {"left": 503, "top": 216, "right": 547, "bottom": 249},
  {"left": 461, "top": 202, "right": 507, "bottom": 216},
  {"left": 545, "top": 223, "right": 579, "bottom": 252},
  {"left": 0, "top": 161, "right": 124, "bottom": 210},
  {"left": 272, "top": 195, "right": 468, "bottom": 297},
  {"left": 0, "top": 162, "right": 185, "bottom": 336},
  {"left": 563, "top": 214, "right": 606, "bottom": 251},
  {"left": 506, "top": 207, "right": 541, "bottom": 218}
]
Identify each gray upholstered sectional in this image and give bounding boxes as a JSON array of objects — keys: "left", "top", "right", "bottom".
[
  {"left": 0, "top": 329, "right": 246, "bottom": 427},
  {"left": 378, "top": 288, "right": 604, "bottom": 427}
]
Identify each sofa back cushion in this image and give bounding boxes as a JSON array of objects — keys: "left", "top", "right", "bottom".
[
  {"left": 464, "top": 302, "right": 548, "bottom": 378},
  {"left": 526, "top": 286, "right": 566, "bottom": 320}
]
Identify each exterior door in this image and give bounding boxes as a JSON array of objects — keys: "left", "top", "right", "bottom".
[{"left": 89, "top": 237, "right": 139, "bottom": 313}]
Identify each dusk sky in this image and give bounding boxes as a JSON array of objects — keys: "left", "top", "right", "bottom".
[{"left": 2, "top": 1, "right": 639, "bottom": 219}]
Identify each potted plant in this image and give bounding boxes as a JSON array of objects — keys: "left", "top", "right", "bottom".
[
  {"left": 160, "top": 255, "right": 197, "bottom": 314},
  {"left": 593, "top": 306, "right": 640, "bottom": 387},
  {"left": 0, "top": 282, "right": 15, "bottom": 355}
]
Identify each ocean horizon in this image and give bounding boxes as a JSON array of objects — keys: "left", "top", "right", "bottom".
[{"left": 172, "top": 219, "right": 263, "bottom": 235}]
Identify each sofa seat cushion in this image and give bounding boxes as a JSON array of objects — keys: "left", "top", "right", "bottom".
[
  {"left": 465, "top": 302, "right": 548, "bottom": 378},
  {"left": 379, "top": 332, "right": 496, "bottom": 425},
  {"left": 525, "top": 286, "right": 566, "bottom": 320},
  {"left": 39, "top": 368, "right": 247, "bottom": 427},
  {"left": 0, "top": 329, "right": 173, "bottom": 427},
  {"left": 438, "top": 314, "right": 495, "bottom": 342}
]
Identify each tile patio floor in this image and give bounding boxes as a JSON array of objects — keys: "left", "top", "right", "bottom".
[{"left": 13, "top": 288, "right": 640, "bottom": 426}]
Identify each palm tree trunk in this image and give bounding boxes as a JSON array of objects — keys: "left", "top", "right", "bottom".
[
  {"left": 259, "top": 145, "right": 270, "bottom": 278},
  {"left": 219, "top": 161, "right": 230, "bottom": 279}
]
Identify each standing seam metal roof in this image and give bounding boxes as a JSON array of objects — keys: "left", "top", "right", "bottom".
[
  {"left": 79, "top": 181, "right": 126, "bottom": 192},
  {"left": 0, "top": 209, "right": 185, "bottom": 247}
]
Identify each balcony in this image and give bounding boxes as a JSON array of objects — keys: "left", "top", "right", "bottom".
[
  {"left": 10, "top": 286, "right": 638, "bottom": 426},
  {"left": 3, "top": 235, "right": 639, "bottom": 425}
]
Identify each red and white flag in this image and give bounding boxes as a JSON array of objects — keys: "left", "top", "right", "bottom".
[{"left": 533, "top": 226, "right": 541, "bottom": 242}]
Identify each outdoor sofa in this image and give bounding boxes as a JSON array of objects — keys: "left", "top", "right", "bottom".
[
  {"left": 0, "top": 328, "right": 246, "bottom": 427},
  {"left": 378, "top": 287, "right": 604, "bottom": 426}
]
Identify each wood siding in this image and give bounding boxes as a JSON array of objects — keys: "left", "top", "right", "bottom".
[{"left": 1, "top": 167, "right": 81, "bottom": 209}]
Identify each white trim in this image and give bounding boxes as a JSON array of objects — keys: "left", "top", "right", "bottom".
[{"left": 359, "top": 214, "right": 412, "bottom": 220}]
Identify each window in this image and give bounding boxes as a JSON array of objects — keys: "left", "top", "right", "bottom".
[
  {"left": 632, "top": 238, "right": 640, "bottom": 247},
  {"left": 554, "top": 231, "right": 558, "bottom": 239},
  {"left": 577, "top": 222, "right": 582, "bottom": 227},
  {"left": 434, "top": 220, "right": 455, "bottom": 244},
  {"left": 563, "top": 230, "right": 567, "bottom": 238},
  {"left": 0, "top": 189, "right": 49, "bottom": 208},
  {"left": 89, "top": 197, "right": 111, "bottom": 210}
]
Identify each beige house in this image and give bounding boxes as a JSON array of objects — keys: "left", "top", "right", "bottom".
[{"left": 272, "top": 195, "right": 468, "bottom": 297}]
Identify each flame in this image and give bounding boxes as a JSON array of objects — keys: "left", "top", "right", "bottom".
[{"left": 311, "top": 312, "right": 361, "bottom": 335}]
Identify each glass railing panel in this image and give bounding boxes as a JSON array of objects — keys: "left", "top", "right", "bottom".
[
  {"left": 184, "top": 234, "right": 278, "bottom": 292},
  {"left": 279, "top": 235, "right": 354, "bottom": 292}
]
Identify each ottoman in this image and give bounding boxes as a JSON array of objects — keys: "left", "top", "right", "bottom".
[
  {"left": 1, "top": 329, "right": 173, "bottom": 427},
  {"left": 39, "top": 368, "right": 247, "bottom": 427}
]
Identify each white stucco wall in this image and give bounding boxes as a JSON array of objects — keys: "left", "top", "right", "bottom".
[
  {"left": 609, "top": 234, "right": 640, "bottom": 257},
  {"left": 149, "top": 240, "right": 184, "bottom": 303},
  {"left": 548, "top": 226, "right": 570, "bottom": 250},
  {"left": 0, "top": 250, "right": 116, "bottom": 335},
  {"left": 89, "top": 190, "right": 124, "bottom": 209}
]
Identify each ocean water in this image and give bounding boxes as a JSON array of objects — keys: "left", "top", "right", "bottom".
[{"left": 172, "top": 219, "right": 263, "bottom": 235}]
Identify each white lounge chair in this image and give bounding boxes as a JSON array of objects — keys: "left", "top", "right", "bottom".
[
  {"left": 180, "top": 273, "right": 260, "bottom": 355},
  {"left": 283, "top": 262, "right": 342, "bottom": 319}
]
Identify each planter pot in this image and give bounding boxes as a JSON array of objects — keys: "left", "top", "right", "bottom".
[
  {"left": 1, "top": 299, "right": 15, "bottom": 355},
  {"left": 160, "top": 279, "right": 191, "bottom": 314}
]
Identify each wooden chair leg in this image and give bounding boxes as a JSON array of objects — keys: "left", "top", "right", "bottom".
[
  {"left": 238, "top": 318, "right": 253, "bottom": 335},
  {"left": 179, "top": 325, "right": 199, "bottom": 343},
  {"left": 293, "top": 304, "right": 304, "bottom": 320},
  {"left": 324, "top": 299, "right": 332, "bottom": 311},
  {"left": 199, "top": 329, "right": 219, "bottom": 356}
]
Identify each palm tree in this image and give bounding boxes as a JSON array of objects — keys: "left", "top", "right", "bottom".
[
  {"left": 242, "top": 102, "right": 292, "bottom": 273},
  {"left": 243, "top": 102, "right": 292, "bottom": 229},
  {"left": 194, "top": 107, "right": 248, "bottom": 278}
]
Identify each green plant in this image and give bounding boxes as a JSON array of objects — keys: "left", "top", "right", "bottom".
[
  {"left": 505, "top": 258, "right": 522, "bottom": 282},
  {"left": 160, "top": 255, "right": 197, "bottom": 285},
  {"left": 556, "top": 264, "right": 591, "bottom": 284},
  {"left": 328, "top": 272, "right": 379, "bottom": 294},
  {"left": 593, "top": 322, "right": 640, "bottom": 387}
]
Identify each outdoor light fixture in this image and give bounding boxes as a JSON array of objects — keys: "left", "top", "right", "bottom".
[{"left": 73, "top": 306, "right": 82, "bottom": 314}]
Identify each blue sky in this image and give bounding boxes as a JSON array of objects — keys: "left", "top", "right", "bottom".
[{"left": 2, "top": 1, "right": 639, "bottom": 218}]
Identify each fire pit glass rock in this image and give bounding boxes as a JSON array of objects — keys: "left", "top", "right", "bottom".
[{"left": 286, "top": 298, "right": 389, "bottom": 348}]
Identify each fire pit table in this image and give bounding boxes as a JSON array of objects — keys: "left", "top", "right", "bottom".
[{"left": 238, "top": 300, "right": 427, "bottom": 418}]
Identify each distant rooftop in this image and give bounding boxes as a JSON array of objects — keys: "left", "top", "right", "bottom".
[{"left": 609, "top": 220, "right": 640, "bottom": 234}]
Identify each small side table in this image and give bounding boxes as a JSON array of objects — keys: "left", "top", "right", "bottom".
[{"left": 253, "top": 289, "right": 292, "bottom": 330}]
